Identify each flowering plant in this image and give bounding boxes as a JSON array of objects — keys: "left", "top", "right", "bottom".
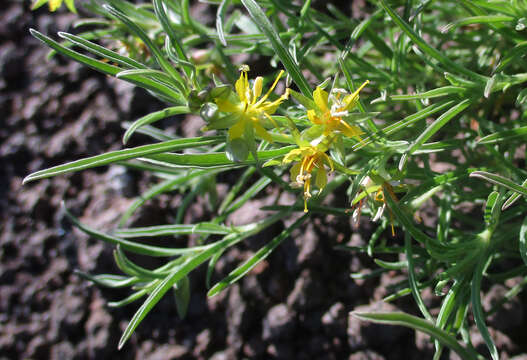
[{"left": 25, "top": 0, "right": 527, "bottom": 358}]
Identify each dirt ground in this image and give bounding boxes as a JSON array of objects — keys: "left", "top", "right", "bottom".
[{"left": 2, "top": 1, "right": 527, "bottom": 359}]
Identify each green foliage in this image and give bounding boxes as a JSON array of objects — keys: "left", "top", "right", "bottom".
[{"left": 27, "top": 0, "right": 527, "bottom": 356}]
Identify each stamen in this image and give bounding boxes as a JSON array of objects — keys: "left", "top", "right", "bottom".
[{"left": 254, "top": 70, "right": 285, "bottom": 106}]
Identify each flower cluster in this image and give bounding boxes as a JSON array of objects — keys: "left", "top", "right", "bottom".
[{"left": 209, "top": 66, "right": 369, "bottom": 212}]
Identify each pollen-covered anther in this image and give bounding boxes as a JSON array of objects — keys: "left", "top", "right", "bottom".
[
  {"left": 331, "top": 109, "right": 349, "bottom": 117},
  {"left": 296, "top": 174, "right": 305, "bottom": 184}
]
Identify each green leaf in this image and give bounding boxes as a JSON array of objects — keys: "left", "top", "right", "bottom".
[
  {"left": 442, "top": 15, "right": 515, "bottom": 33},
  {"left": 502, "top": 178, "right": 527, "bottom": 210},
  {"left": 520, "top": 216, "right": 527, "bottom": 266},
  {"left": 63, "top": 205, "right": 207, "bottom": 257},
  {"left": 383, "top": 184, "right": 434, "bottom": 245},
  {"left": 108, "top": 289, "right": 149, "bottom": 308},
  {"left": 58, "top": 32, "right": 147, "bottom": 70},
  {"left": 115, "top": 223, "right": 232, "bottom": 238},
  {"left": 470, "top": 171, "right": 527, "bottom": 197},
  {"left": 208, "top": 214, "right": 307, "bottom": 296},
  {"left": 30, "top": 29, "right": 184, "bottom": 103},
  {"left": 241, "top": 0, "right": 312, "bottom": 97},
  {"left": 379, "top": 0, "right": 487, "bottom": 82},
  {"left": 354, "top": 100, "right": 454, "bottom": 150},
  {"left": 483, "top": 191, "right": 501, "bottom": 231},
  {"left": 145, "top": 145, "right": 296, "bottom": 168},
  {"left": 400, "top": 99, "right": 471, "bottom": 169},
  {"left": 471, "top": 250, "right": 498, "bottom": 360},
  {"left": 351, "top": 312, "right": 476, "bottom": 360},
  {"left": 216, "top": 0, "right": 231, "bottom": 46},
  {"left": 152, "top": 0, "right": 191, "bottom": 70},
  {"left": 477, "top": 126, "right": 527, "bottom": 145},
  {"left": 104, "top": 4, "right": 187, "bottom": 91},
  {"left": 123, "top": 106, "right": 189, "bottom": 144},
  {"left": 390, "top": 86, "right": 466, "bottom": 100},
  {"left": 173, "top": 275, "right": 190, "bottom": 319},
  {"left": 74, "top": 271, "right": 139, "bottom": 288},
  {"left": 405, "top": 232, "right": 433, "bottom": 322},
  {"left": 23, "top": 136, "right": 223, "bottom": 183},
  {"left": 118, "top": 269, "right": 183, "bottom": 349},
  {"left": 114, "top": 246, "right": 166, "bottom": 279}
]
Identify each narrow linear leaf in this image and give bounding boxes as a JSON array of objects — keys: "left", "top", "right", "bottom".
[
  {"left": 470, "top": 171, "right": 527, "bottom": 197},
  {"left": 30, "top": 29, "right": 185, "bottom": 103},
  {"left": 241, "top": 0, "right": 312, "bottom": 97},
  {"left": 104, "top": 4, "right": 186, "bottom": 90},
  {"left": 23, "top": 136, "right": 223, "bottom": 183},
  {"left": 63, "top": 204, "right": 207, "bottom": 257},
  {"left": 407, "top": 99, "right": 471, "bottom": 156},
  {"left": 520, "top": 216, "right": 527, "bottom": 266},
  {"left": 502, "top": 178, "right": 527, "bottom": 210},
  {"left": 391, "top": 86, "right": 466, "bottom": 100},
  {"left": 352, "top": 312, "right": 476, "bottom": 360},
  {"left": 208, "top": 214, "right": 307, "bottom": 296},
  {"left": 471, "top": 251, "right": 498, "bottom": 360},
  {"left": 379, "top": 0, "right": 486, "bottom": 82},
  {"left": 123, "top": 106, "right": 189, "bottom": 144},
  {"left": 354, "top": 100, "right": 454, "bottom": 150},
  {"left": 58, "top": 32, "right": 147, "bottom": 70},
  {"left": 405, "top": 232, "right": 433, "bottom": 322},
  {"left": 115, "top": 223, "right": 232, "bottom": 238},
  {"left": 108, "top": 288, "right": 149, "bottom": 308},
  {"left": 144, "top": 145, "right": 295, "bottom": 168},
  {"left": 118, "top": 269, "right": 183, "bottom": 349},
  {"left": 477, "top": 126, "right": 527, "bottom": 145}
]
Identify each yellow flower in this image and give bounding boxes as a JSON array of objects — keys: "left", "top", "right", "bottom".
[
  {"left": 283, "top": 145, "right": 334, "bottom": 212},
  {"left": 215, "top": 66, "right": 289, "bottom": 142},
  {"left": 307, "top": 80, "right": 369, "bottom": 140},
  {"left": 352, "top": 176, "right": 398, "bottom": 236},
  {"left": 32, "top": 0, "right": 76, "bottom": 12}
]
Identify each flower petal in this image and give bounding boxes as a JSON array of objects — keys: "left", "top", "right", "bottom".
[
  {"left": 313, "top": 87, "right": 329, "bottom": 112},
  {"left": 283, "top": 148, "right": 303, "bottom": 163},
  {"left": 289, "top": 162, "right": 301, "bottom": 181},
  {"left": 49, "top": 0, "right": 62, "bottom": 11},
  {"left": 235, "top": 71, "right": 248, "bottom": 103},
  {"left": 228, "top": 119, "right": 246, "bottom": 140},
  {"left": 307, "top": 109, "right": 323, "bottom": 125},
  {"left": 315, "top": 167, "right": 327, "bottom": 189},
  {"left": 338, "top": 122, "right": 364, "bottom": 140},
  {"left": 215, "top": 98, "right": 240, "bottom": 113},
  {"left": 253, "top": 76, "right": 263, "bottom": 102},
  {"left": 253, "top": 122, "right": 273, "bottom": 142}
]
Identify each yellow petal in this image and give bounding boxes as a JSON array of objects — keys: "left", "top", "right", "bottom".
[
  {"left": 290, "top": 162, "right": 301, "bottom": 180},
  {"left": 49, "top": 0, "right": 62, "bottom": 11},
  {"left": 228, "top": 119, "right": 246, "bottom": 140},
  {"left": 253, "top": 77, "right": 263, "bottom": 102},
  {"left": 315, "top": 167, "right": 327, "bottom": 189},
  {"left": 253, "top": 122, "right": 273, "bottom": 143},
  {"left": 313, "top": 87, "right": 329, "bottom": 112},
  {"left": 283, "top": 148, "right": 303, "bottom": 163},
  {"left": 339, "top": 122, "right": 364, "bottom": 140},
  {"left": 307, "top": 109, "right": 322, "bottom": 125},
  {"left": 215, "top": 98, "right": 239, "bottom": 113},
  {"left": 235, "top": 71, "right": 248, "bottom": 103}
]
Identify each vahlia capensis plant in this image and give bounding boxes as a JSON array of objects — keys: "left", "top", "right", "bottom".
[{"left": 24, "top": 0, "right": 527, "bottom": 358}]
